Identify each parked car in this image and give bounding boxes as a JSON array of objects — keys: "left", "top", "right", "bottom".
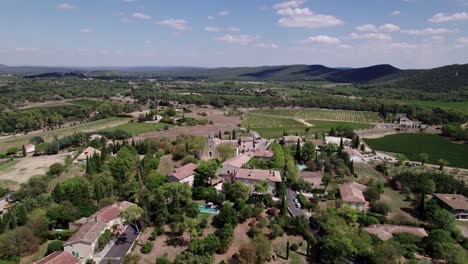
[
  {"left": 293, "top": 198, "right": 299, "bottom": 203},
  {"left": 295, "top": 203, "right": 301, "bottom": 209}
]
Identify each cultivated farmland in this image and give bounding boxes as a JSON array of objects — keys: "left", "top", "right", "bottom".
[
  {"left": 99, "top": 122, "right": 173, "bottom": 136},
  {"left": 242, "top": 114, "right": 305, "bottom": 128},
  {"left": 365, "top": 133, "right": 468, "bottom": 169},
  {"left": 250, "top": 109, "right": 383, "bottom": 123}
]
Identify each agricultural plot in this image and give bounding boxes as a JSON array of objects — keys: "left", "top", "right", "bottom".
[
  {"left": 242, "top": 114, "right": 374, "bottom": 138},
  {"left": 99, "top": 122, "right": 173, "bottom": 136},
  {"left": 365, "top": 133, "right": 468, "bottom": 169},
  {"left": 250, "top": 109, "right": 383, "bottom": 123},
  {"left": 68, "top": 98, "right": 106, "bottom": 108}
]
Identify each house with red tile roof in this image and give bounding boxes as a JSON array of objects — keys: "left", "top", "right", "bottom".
[
  {"left": 339, "top": 182, "right": 367, "bottom": 211},
  {"left": 168, "top": 163, "right": 198, "bottom": 187},
  {"left": 33, "top": 251, "right": 79, "bottom": 264},
  {"left": 433, "top": 193, "right": 468, "bottom": 220},
  {"left": 235, "top": 168, "right": 282, "bottom": 194},
  {"left": 364, "top": 224, "right": 428, "bottom": 241},
  {"left": 73, "top": 147, "right": 101, "bottom": 164},
  {"left": 300, "top": 171, "right": 324, "bottom": 189}
]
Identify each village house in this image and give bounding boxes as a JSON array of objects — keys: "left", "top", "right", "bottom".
[
  {"left": 299, "top": 171, "right": 324, "bottom": 189},
  {"left": 339, "top": 182, "right": 368, "bottom": 211},
  {"left": 217, "top": 153, "right": 253, "bottom": 176},
  {"left": 24, "top": 144, "right": 35, "bottom": 155},
  {"left": 343, "top": 148, "right": 365, "bottom": 163},
  {"left": 73, "top": 147, "right": 101, "bottom": 164},
  {"left": 309, "top": 139, "right": 324, "bottom": 148},
  {"left": 251, "top": 149, "right": 274, "bottom": 161},
  {"left": 168, "top": 163, "right": 198, "bottom": 187},
  {"left": 234, "top": 168, "right": 282, "bottom": 194},
  {"left": 325, "top": 136, "right": 351, "bottom": 146},
  {"left": 364, "top": 224, "right": 428, "bottom": 241},
  {"left": 433, "top": 194, "right": 468, "bottom": 221},
  {"left": 64, "top": 201, "right": 134, "bottom": 262},
  {"left": 281, "top": 136, "right": 301, "bottom": 145},
  {"left": 33, "top": 251, "right": 79, "bottom": 264},
  {"left": 88, "top": 134, "right": 103, "bottom": 141}
]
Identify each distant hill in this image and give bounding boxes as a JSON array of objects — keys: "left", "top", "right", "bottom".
[
  {"left": 323, "top": 64, "right": 401, "bottom": 83},
  {"left": 23, "top": 72, "right": 87, "bottom": 79}
]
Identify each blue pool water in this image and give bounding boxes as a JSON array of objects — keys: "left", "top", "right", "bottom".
[
  {"left": 197, "top": 205, "right": 219, "bottom": 214},
  {"left": 297, "top": 164, "right": 307, "bottom": 171}
]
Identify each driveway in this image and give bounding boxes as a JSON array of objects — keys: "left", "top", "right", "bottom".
[
  {"left": 286, "top": 187, "right": 306, "bottom": 217},
  {"left": 101, "top": 225, "right": 138, "bottom": 264}
]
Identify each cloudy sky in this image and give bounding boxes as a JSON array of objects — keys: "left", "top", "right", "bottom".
[{"left": 1, "top": 0, "right": 468, "bottom": 68}]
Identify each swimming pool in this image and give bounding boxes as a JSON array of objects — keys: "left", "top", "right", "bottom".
[{"left": 197, "top": 205, "right": 219, "bottom": 214}]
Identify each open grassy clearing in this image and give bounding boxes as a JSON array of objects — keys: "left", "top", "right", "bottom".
[
  {"left": 365, "top": 133, "right": 468, "bottom": 169},
  {"left": 68, "top": 98, "right": 105, "bottom": 108},
  {"left": 396, "top": 100, "right": 468, "bottom": 114},
  {"left": 0, "top": 117, "right": 130, "bottom": 152},
  {"left": 99, "top": 121, "right": 172, "bottom": 136},
  {"left": 243, "top": 114, "right": 373, "bottom": 138},
  {"left": 250, "top": 109, "right": 383, "bottom": 123}
]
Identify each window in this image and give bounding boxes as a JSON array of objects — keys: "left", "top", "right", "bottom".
[{"left": 72, "top": 252, "right": 75, "bottom": 256}]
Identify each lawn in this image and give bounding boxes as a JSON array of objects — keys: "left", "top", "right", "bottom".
[
  {"left": 396, "top": 100, "right": 468, "bottom": 114},
  {"left": 99, "top": 122, "right": 172, "bottom": 136},
  {"left": 250, "top": 109, "right": 382, "bottom": 123},
  {"left": 0, "top": 117, "right": 130, "bottom": 153},
  {"left": 365, "top": 133, "right": 468, "bottom": 169},
  {"left": 242, "top": 114, "right": 305, "bottom": 128}
]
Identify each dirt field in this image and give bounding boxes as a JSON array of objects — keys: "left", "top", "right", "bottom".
[
  {"left": 0, "top": 153, "right": 68, "bottom": 187},
  {"left": 136, "top": 107, "right": 240, "bottom": 141}
]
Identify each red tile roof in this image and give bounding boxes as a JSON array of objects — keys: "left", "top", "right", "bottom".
[
  {"left": 343, "top": 148, "right": 360, "bottom": 157},
  {"left": 66, "top": 221, "right": 106, "bottom": 245},
  {"left": 96, "top": 206, "right": 121, "bottom": 223},
  {"left": 235, "top": 169, "right": 282, "bottom": 183},
  {"left": 339, "top": 182, "right": 367, "bottom": 204},
  {"left": 251, "top": 149, "right": 274, "bottom": 158},
  {"left": 171, "top": 163, "right": 198, "bottom": 180},
  {"left": 35, "top": 251, "right": 79, "bottom": 264},
  {"left": 309, "top": 139, "right": 324, "bottom": 146},
  {"left": 434, "top": 194, "right": 468, "bottom": 210}
]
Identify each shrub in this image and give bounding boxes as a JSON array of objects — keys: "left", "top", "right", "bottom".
[
  {"left": 95, "top": 229, "right": 113, "bottom": 252},
  {"left": 371, "top": 201, "right": 391, "bottom": 216},
  {"left": 290, "top": 243, "right": 299, "bottom": 252},
  {"left": 46, "top": 240, "right": 63, "bottom": 255},
  {"left": 141, "top": 241, "right": 153, "bottom": 254},
  {"left": 48, "top": 163, "right": 65, "bottom": 176},
  {"left": 155, "top": 256, "right": 171, "bottom": 264}
]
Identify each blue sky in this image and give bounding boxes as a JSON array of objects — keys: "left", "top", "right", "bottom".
[{"left": 1, "top": 0, "right": 468, "bottom": 68}]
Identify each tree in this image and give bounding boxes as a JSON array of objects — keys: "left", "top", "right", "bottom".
[
  {"left": 254, "top": 180, "right": 269, "bottom": 195},
  {"left": 213, "top": 204, "right": 238, "bottom": 228},
  {"left": 371, "top": 240, "right": 405, "bottom": 264},
  {"left": 46, "top": 240, "right": 64, "bottom": 255},
  {"left": 121, "top": 205, "right": 143, "bottom": 232},
  {"left": 216, "top": 143, "right": 236, "bottom": 162},
  {"left": 437, "top": 159, "right": 449, "bottom": 170},
  {"left": 371, "top": 201, "right": 391, "bottom": 216},
  {"left": 396, "top": 153, "right": 408, "bottom": 166},
  {"left": 301, "top": 141, "right": 316, "bottom": 162},
  {"left": 223, "top": 181, "right": 250, "bottom": 203},
  {"left": 0, "top": 226, "right": 38, "bottom": 257},
  {"left": 239, "top": 235, "right": 271, "bottom": 264},
  {"left": 155, "top": 256, "right": 171, "bottom": 264},
  {"left": 123, "top": 252, "right": 142, "bottom": 264},
  {"left": 286, "top": 240, "right": 290, "bottom": 260},
  {"left": 320, "top": 236, "right": 357, "bottom": 263},
  {"left": 194, "top": 159, "right": 220, "bottom": 186},
  {"left": 21, "top": 145, "right": 26, "bottom": 157},
  {"left": 418, "top": 153, "right": 429, "bottom": 166},
  {"left": 295, "top": 139, "right": 301, "bottom": 161},
  {"left": 48, "top": 163, "right": 65, "bottom": 176},
  {"left": 429, "top": 209, "right": 456, "bottom": 231}
]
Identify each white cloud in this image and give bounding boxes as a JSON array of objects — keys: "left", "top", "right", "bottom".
[
  {"left": 391, "top": 10, "right": 401, "bottom": 16},
  {"left": 157, "top": 19, "right": 188, "bottom": 30},
  {"left": 207, "top": 16, "right": 215, "bottom": 20},
  {"left": 276, "top": 8, "right": 344, "bottom": 28},
  {"left": 456, "top": 37, "right": 468, "bottom": 47},
  {"left": 56, "top": 3, "right": 76, "bottom": 9},
  {"left": 216, "top": 34, "right": 258, "bottom": 45},
  {"left": 218, "top": 11, "right": 229, "bottom": 16},
  {"left": 274, "top": 1, "right": 343, "bottom": 28},
  {"left": 256, "top": 42, "right": 280, "bottom": 49},
  {"left": 401, "top": 27, "right": 454, "bottom": 35},
  {"left": 132, "top": 13, "right": 151, "bottom": 20},
  {"left": 356, "top": 23, "right": 399, "bottom": 32},
  {"left": 379, "top": 24, "right": 400, "bottom": 32},
  {"left": 349, "top": 32, "right": 392, "bottom": 41},
  {"left": 273, "top": 0, "right": 306, "bottom": 10},
  {"left": 304, "top": 35, "right": 341, "bottom": 45},
  {"left": 80, "top": 28, "right": 93, "bottom": 33},
  {"left": 429, "top": 12, "right": 468, "bottom": 23},
  {"left": 205, "top": 26, "right": 240, "bottom": 32}
]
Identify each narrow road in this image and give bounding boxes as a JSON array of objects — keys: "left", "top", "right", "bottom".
[
  {"left": 286, "top": 187, "right": 306, "bottom": 217},
  {"left": 101, "top": 225, "right": 138, "bottom": 264}
]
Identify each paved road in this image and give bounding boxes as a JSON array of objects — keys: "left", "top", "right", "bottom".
[
  {"left": 286, "top": 187, "right": 306, "bottom": 217},
  {"left": 101, "top": 225, "right": 138, "bottom": 264}
]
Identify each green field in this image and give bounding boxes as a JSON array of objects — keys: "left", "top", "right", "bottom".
[
  {"left": 242, "top": 114, "right": 373, "bottom": 138},
  {"left": 68, "top": 99, "right": 106, "bottom": 108},
  {"left": 396, "top": 100, "right": 468, "bottom": 114},
  {"left": 0, "top": 117, "right": 130, "bottom": 152},
  {"left": 100, "top": 122, "right": 173, "bottom": 136},
  {"left": 365, "top": 133, "right": 468, "bottom": 169},
  {"left": 250, "top": 109, "right": 382, "bottom": 123}
]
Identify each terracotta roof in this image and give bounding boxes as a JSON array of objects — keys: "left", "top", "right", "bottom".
[
  {"left": 339, "top": 182, "right": 367, "bottom": 204},
  {"left": 434, "top": 194, "right": 468, "bottom": 210},
  {"left": 34, "top": 251, "right": 79, "bottom": 264},
  {"left": 66, "top": 221, "right": 106, "bottom": 245},
  {"left": 364, "top": 224, "right": 428, "bottom": 241},
  {"left": 251, "top": 149, "right": 274, "bottom": 158},
  {"left": 74, "top": 147, "right": 101, "bottom": 162},
  {"left": 235, "top": 168, "right": 282, "bottom": 183},
  {"left": 223, "top": 153, "right": 252, "bottom": 168},
  {"left": 309, "top": 139, "right": 324, "bottom": 146},
  {"left": 171, "top": 163, "right": 198, "bottom": 180},
  {"left": 95, "top": 206, "right": 121, "bottom": 223}
]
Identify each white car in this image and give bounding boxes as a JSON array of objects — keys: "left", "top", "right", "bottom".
[
  {"left": 293, "top": 198, "right": 299, "bottom": 203},
  {"left": 295, "top": 203, "right": 301, "bottom": 208}
]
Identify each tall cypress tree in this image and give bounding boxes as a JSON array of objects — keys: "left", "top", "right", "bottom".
[{"left": 295, "top": 139, "right": 301, "bottom": 161}]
